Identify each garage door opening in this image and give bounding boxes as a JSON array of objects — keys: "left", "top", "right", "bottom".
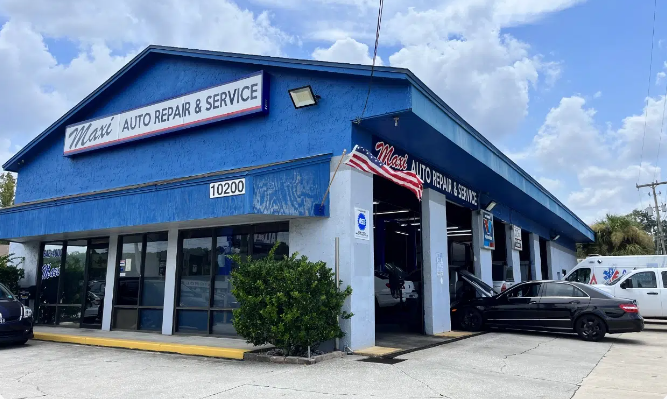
[
  {"left": 373, "top": 175, "right": 423, "bottom": 337},
  {"left": 519, "top": 230, "right": 531, "bottom": 281},
  {"left": 447, "top": 201, "right": 474, "bottom": 303}
]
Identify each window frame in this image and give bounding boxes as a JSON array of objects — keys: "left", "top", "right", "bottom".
[
  {"left": 111, "top": 232, "right": 168, "bottom": 332},
  {"left": 540, "top": 282, "right": 590, "bottom": 298},
  {"left": 662, "top": 271, "right": 667, "bottom": 289},
  {"left": 623, "top": 271, "right": 658, "bottom": 289},
  {"left": 504, "top": 282, "right": 543, "bottom": 299},
  {"left": 35, "top": 237, "right": 110, "bottom": 328},
  {"left": 173, "top": 222, "right": 288, "bottom": 336}
]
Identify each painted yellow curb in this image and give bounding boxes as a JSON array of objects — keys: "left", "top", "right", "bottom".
[
  {"left": 33, "top": 332, "right": 248, "bottom": 360},
  {"left": 354, "top": 346, "right": 401, "bottom": 357}
]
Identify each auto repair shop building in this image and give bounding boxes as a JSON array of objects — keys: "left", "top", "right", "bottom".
[{"left": 0, "top": 46, "right": 594, "bottom": 350}]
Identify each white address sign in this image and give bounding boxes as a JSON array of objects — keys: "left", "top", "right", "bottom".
[{"left": 210, "top": 178, "right": 246, "bottom": 199}]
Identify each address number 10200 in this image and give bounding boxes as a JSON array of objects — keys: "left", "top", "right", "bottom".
[{"left": 210, "top": 178, "right": 246, "bottom": 198}]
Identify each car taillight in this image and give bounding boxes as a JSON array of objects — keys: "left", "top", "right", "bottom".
[
  {"left": 386, "top": 283, "right": 391, "bottom": 288},
  {"left": 619, "top": 304, "right": 639, "bottom": 313},
  {"left": 501, "top": 283, "right": 507, "bottom": 292}
]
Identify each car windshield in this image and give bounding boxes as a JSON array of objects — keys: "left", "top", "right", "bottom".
[
  {"left": 0, "top": 283, "right": 14, "bottom": 300},
  {"left": 605, "top": 276, "right": 623, "bottom": 285}
]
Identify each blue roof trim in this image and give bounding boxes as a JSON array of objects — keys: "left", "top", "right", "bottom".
[
  {"left": 3, "top": 44, "right": 591, "bottom": 239},
  {"left": 3, "top": 45, "right": 410, "bottom": 171}
]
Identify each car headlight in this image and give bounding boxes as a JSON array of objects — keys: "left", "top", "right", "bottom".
[{"left": 22, "top": 305, "right": 33, "bottom": 318}]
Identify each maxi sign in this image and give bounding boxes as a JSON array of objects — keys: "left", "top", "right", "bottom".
[
  {"left": 64, "top": 71, "right": 269, "bottom": 155},
  {"left": 372, "top": 138, "right": 478, "bottom": 208}
]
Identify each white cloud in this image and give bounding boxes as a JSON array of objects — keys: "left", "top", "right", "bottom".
[
  {"left": 657, "top": 71, "right": 666, "bottom": 86},
  {"left": 384, "top": 2, "right": 567, "bottom": 139},
  {"left": 537, "top": 177, "right": 562, "bottom": 193},
  {"left": 312, "top": 37, "right": 383, "bottom": 65},
  {"left": 593, "top": 91, "right": 602, "bottom": 99},
  {"left": 512, "top": 93, "right": 666, "bottom": 222},
  {"left": 0, "top": 0, "right": 291, "bottom": 169}
]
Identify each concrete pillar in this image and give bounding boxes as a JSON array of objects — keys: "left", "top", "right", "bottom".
[
  {"left": 289, "top": 158, "right": 374, "bottom": 350},
  {"left": 421, "top": 189, "right": 450, "bottom": 335},
  {"left": 472, "top": 211, "right": 493, "bottom": 287},
  {"left": 162, "top": 228, "right": 179, "bottom": 335},
  {"left": 529, "top": 233, "right": 542, "bottom": 280},
  {"left": 102, "top": 234, "right": 118, "bottom": 331},
  {"left": 505, "top": 224, "right": 521, "bottom": 283}
]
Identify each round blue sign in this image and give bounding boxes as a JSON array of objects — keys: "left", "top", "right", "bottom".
[{"left": 357, "top": 212, "right": 367, "bottom": 231}]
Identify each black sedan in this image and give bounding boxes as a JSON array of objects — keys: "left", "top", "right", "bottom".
[
  {"left": 0, "top": 282, "right": 33, "bottom": 345},
  {"left": 451, "top": 274, "right": 644, "bottom": 341}
]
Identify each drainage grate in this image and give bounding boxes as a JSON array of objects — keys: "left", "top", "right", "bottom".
[{"left": 358, "top": 357, "right": 406, "bottom": 364}]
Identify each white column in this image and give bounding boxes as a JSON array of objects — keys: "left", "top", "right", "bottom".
[
  {"left": 421, "top": 189, "right": 450, "bottom": 335},
  {"left": 529, "top": 233, "right": 542, "bottom": 280},
  {"left": 102, "top": 234, "right": 118, "bottom": 331},
  {"left": 162, "top": 228, "right": 179, "bottom": 335},
  {"left": 10, "top": 242, "right": 40, "bottom": 310},
  {"left": 289, "top": 158, "right": 375, "bottom": 350},
  {"left": 472, "top": 211, "right": 493, "bottom": 287},
  {"left": 505, "top": 224, "right": 521, "bottom": 283}
]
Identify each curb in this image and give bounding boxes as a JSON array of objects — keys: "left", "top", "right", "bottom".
[{"left": 32, "top": 332, "right": 248, "bottom": 360}]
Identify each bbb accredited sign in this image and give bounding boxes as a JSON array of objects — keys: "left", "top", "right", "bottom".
[{"left": 354, "top": 208, "right": 370, "bottom": 240}]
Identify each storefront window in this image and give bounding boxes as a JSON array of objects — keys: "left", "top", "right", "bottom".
[
  {"left": 36, "top": 239, "right": 109, "bottom": 328},
  {"left": 175, "top": 222, "right": 288, "bottom": 335},
  {"left": 112, "top": 232, "right": 168, "bottom": 331}
]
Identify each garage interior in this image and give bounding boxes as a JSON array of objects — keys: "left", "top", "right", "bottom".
[{"left": 372, "top": 175, "right": 477, "bottom": 350}]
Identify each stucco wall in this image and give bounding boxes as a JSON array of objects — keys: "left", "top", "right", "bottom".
[
  {"left": 14, "top": 54, "right": 410, "bottom": 204},
  {"left": 547, "top": 241, "right": 577, "bottom": 280},
  {"left": 289, "top": 157, "right": 375, "bottom": 350}
]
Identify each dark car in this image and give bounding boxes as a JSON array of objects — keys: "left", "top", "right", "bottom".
[
  {"left": 452, "top": 277, "right": 644, "bottom": 341},
  {"left": 0, "top": 282, "right": 34, "bottom": 345}
]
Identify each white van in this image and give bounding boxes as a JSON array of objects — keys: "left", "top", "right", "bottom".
[
  {"left": 594, "top": 268, "right": 667, "bottom": 318},
  {"left": 564, "top": 255, "right": 667, "bottom": 285}
]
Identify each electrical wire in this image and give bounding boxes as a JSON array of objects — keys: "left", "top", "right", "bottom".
[
  {"left": 356, "top": 0, "right": 384, "bottom": 124},
  {"left": 638, "top": 0, "right": 658, "bottom": 211}
]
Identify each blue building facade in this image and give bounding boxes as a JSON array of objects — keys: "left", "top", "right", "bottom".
[{"left": 1, "top": 46, "right": 593, "bottom": 349}]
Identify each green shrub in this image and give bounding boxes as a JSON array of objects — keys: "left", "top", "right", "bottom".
[
  {"left": 0, "top": 254, "right": 24, "bottom": 294},
  {"left": 230, "top": 245, "right": 352, "bottom": 356}
]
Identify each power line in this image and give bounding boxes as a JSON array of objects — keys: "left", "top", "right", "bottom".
[
  {"left": 355, "top": 0, "right": 384, "bottom": 124},
  {"left": 637, "top": 0, "right": 658, "bottom": 211}
]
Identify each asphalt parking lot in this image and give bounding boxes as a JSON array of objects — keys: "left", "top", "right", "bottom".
[{"left": 1, "top": 322, "right": 666, "bottom": 399}]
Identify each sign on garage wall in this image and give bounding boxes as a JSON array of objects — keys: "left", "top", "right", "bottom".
[
  {"left": 371, "top": 137, "right": 478, "bottom": 208},
  {"left": 512, "top": 224, "right": 523, "bottom": 251},
  {"left": 354, "top": 207, "right": 370, "bottom": 240},
  {"left": 64, "top": 71, "right": 269, "bottom": 156},
  {"left": 482, "top": 210, "right": 495, "bottom": 249}
]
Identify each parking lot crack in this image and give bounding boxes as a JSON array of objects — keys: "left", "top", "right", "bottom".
[
  {"left": 569, "top": 340, "right": 615, "bottom": 398},
  {"left": 393, "top": 366, "right": 451, "bottom": 398}
]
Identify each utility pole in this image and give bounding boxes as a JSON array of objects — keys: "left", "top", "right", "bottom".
[{"left": 637, "top": 181, "right": 667, "bottom": 254}]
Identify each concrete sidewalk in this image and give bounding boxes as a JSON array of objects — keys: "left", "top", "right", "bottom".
[
  {"left": 33, "top": 326, "right": 265, "bottom": 360},
  {"left": 573, "top": 320, "right": 667, "bottom": 399}
]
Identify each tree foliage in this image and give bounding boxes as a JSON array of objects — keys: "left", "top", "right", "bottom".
[
  {"left": 0, "top": 254, "right": 24, "bottom": 294},
  {"left": 230, "top": 245, "right": 352, "bottom": 356},
  {"left": 579, "top": 214, "right": 655, "bottom": 257},
  {"left": 0, "top": 172, "right": 16, "bottom": 208}
]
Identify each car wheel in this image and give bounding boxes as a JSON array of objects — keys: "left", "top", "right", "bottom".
[
  {"left": 459, "top": 308, "right": 484, "bottom": 332},
  {"left": 575, "top": 315, "right": 607, "bottom": 341}
]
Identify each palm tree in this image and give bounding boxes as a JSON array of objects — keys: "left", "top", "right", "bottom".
[{"left": 579, "top": 214, "right": 655, "bottom": 256}]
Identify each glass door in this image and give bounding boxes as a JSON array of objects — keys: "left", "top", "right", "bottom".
[
  {"left": 82, "top": 240, "right": 109, "bottom": 328},
  {"left": 36, "top": 238, "right": 109, "bottom": 328}
]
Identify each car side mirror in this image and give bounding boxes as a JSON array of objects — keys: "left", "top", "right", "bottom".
[{"left": 620, "top": 281, "right": 627, "bottom": 289}]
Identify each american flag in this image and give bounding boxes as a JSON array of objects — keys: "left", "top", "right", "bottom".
[{"left": 345, "top": 145, "right": 424, "bottom": 200}]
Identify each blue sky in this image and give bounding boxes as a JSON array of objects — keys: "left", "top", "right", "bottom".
[{"left": 0, "top": 0, "right": 666, "bottom": 222}]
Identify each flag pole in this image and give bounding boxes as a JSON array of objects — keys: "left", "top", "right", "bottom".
[{"left": 321, "top": 149, "right": 347, "bottom": 208}]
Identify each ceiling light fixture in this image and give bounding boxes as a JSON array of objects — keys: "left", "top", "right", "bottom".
[
  {"left": 447, "top": 226, "right": 459, "bottom": 230},
  {"left": 288, "top": 85, "right": 320, "bottom": 108},
  {"left": 375, "top": 210, "right": 410, "bottom": 215},
  {"left": 485, "top": 201, "right": 497, "bottom": 211}
]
